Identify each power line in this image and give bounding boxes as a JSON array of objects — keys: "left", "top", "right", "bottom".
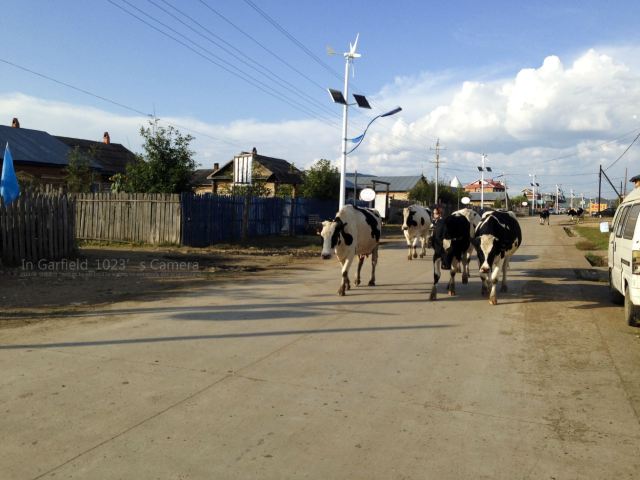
[
  {"left": 108, "top": 0, "right": 339, "bottom": 127},
  {"left": 241, "top": 0, "right": 344, "bottom": 83},
  {"left": 149, "top": 0, "right": 340, "bottom": 120},
  {"left": 0, "top": 57, "right": 151, "bottom": 118},
  {"left": 0, "top": 57, "right": 252, "bottom": 151},
  {"left": 197, "top": 0, "right": 330, "bottom": 92},
  {"left": 604, "top": 130, "right": 640, "bottom": 171}
]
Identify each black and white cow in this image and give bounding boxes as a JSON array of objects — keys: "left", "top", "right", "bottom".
[
  {"left": 451, "top": 208, "right": 481, "bottom": 283},
  {"left": 319, "top": 205, "right": 382, "bottom": 296},
  {"left": 567, "top": 208, "right": 584, "bottom": 223},
  {"left": 472, "top": 210, "right": 522, "bottom": 305},
  {"left": 401, "top": 205, "right": 432, "bottom": 260},
  {"left": 429, "top": 212, "right": 473, "bottom": 300},
  {"left": 539, "top": 208, "right": 550, "bottom": 225}
]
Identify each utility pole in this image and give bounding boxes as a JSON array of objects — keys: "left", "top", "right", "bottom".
[
  {"left": 555, "top": 184, "right": 560, "bottom": 212},
  {"left": 529, "top": 173, "right": 538, "bottom": 216},
  {"left": 430, "top": 139, "right": 445, "bottom": 206},
  {"left": 570, "top": 189, "right": 574, "bottom": 209},
  {"left": 478, "top": 154, "right": 491, "bottom": 210}
]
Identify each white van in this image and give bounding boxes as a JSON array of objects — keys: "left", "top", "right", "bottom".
[{"left": 604, "top": 188, "right": 640, "bottom": 326}]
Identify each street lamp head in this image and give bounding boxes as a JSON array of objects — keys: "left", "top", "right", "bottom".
[{"left": 380, "top": 106, "right": 402, "bottom": 117}]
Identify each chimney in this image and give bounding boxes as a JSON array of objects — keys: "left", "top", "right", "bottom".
[
  {"left": 11, "top": 117, "right": 20, "bottom": 128},
  {"left": 103, "top": 131, "right": 111, "bottom": 144},
  {"left": 213, "top": 162, "right": 219, "bottom": 171}
]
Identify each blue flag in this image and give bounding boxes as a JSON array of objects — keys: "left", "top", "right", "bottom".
[{"left": 1, "top": 142, "right": 20, "bottom": 205}]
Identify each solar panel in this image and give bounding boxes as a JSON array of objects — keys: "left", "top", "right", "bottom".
[
  {"left": 353, "top": 94, "right": 371, "bottom": 109},
  {"left": 328, "top": 88, "right": 347, "bottom": 105}
]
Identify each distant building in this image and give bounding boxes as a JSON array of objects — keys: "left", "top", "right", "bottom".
[
  {"left": 463, "top": 178, "right": 505, "bottom": 193},
  {"left": 206, "top": 148, "right": 304, "bottom": 197},
  {"left": 0, "top": 121, "right": 136, "bottom": 191}
]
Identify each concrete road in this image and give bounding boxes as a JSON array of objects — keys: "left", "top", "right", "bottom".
[{"left": 1, "top": 216, "right": 639, "bottom": 479}]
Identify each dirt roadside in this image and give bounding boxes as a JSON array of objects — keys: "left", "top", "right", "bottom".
[{"left": 0, "top": 241, "right": 322, "bottom": 322}]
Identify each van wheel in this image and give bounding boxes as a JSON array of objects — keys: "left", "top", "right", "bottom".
[
  {"left": 609, "top": 271, "right": 624, "bottom": 305},
  {"left": 624, "top": 285, "right": 639, "bottom": 327}
]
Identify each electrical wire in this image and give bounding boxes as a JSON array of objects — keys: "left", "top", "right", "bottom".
[{"left": 108, "top": 0, "right": 339, "bottom": 127}]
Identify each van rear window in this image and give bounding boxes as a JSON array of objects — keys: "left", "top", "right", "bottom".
[
  {"left": 622, "top": 204, "right": 640, "bottom": 240},
  {"left": 616, "top": 206, "right": 631, "bottom": 237}
]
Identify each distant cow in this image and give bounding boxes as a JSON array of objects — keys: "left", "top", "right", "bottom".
[
  {"left": 429, "top": 212, "right": 473, "bottom": 300},
  {"left": 451, "top": 208, "right": 481, "bottom": 283},
  {"left": 401, "top": 205, "right": 432, "bottom": 260},
  {"left": 472, "top": 210, "right": 522, "bottom": 305},
  {"left": 567, "top": 208, "right": 584, "bottom": 223},
  {"left": 539, "top": 209, "right": 550, "bottom": 225},
  {"left": 319, "top": 205, "right": 382, "bottom": 296}
]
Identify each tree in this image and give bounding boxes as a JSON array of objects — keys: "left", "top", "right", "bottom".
[
  {"left": 64, "top": 146, "right": 95, "bottom": 193},
  {"left": 124, "top": 122, "right": 196, "bottom": 193},
  {"left": 408, "top": 177, "right": 456, "bottom": 206},
  {"left": 300, "top": 159, "right": 339, "bottom": 200}
]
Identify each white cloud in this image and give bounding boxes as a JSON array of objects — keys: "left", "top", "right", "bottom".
[{"left": 3, "top": 45, "right": 640, "bottom": 197}]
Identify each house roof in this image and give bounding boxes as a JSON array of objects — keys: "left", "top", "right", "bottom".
[
  {"left": 464, "top": 178, "right": 505, "bottom": 189},
  {"left": 191, "top": 169, "right": 214, "bottom": 186},
  {"left": 207, "top": 152, "right": 304, "bottom": 184},
  {"left": 0, "top": 125, "right": 72, "bottom": 167},
  {"left": 467, "top": 191, "right": 509, "bottom": 201},
  {"left": 345, "top": 174, "right": 424, "bottom": 192},
  {"left": 55, "top": 136, "right": 137, "bottom": 174}
]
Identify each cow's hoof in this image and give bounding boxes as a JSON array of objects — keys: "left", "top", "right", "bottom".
[
  {"left": 413, "top": 253, "right": 417, "bottom": 259},
  {"left": 462, "top": 275, "right": 468, "bottom": 284},
  {"left": 500, "top": 285, "right": 508, "bottom": 292},
  {"left": 354, "top": 281, "right": 360, "bottom": 287},
  {"left": 368, "top": 280, "right": 375, "bottom": 286},
  {"left": 429, "top": 287, "right": 437, "bottom": 301},
  {"left": 481, "top": 287, "right": 488, "bottom": 296},
  {"left": 419, "top": 253, "right": 425, "bottom": 258},
  {"left": 489, "top": 296, "right": 497, "bottom": 305},
  {"left": 338, "top": 289, "right": 346, "bottom": 296},
  {"left": 407, "top": 256, "right": 412, "bottom": 261}
]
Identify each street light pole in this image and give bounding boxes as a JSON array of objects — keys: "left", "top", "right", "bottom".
[
  {"left": 329, "top": 36, "right": 401, "bottom": 210},
  {"left": 339, "top": 55, "right": 351, "bottom": 210}
]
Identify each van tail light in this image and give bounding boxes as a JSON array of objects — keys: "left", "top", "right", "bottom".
[{"left": 633, "top": 250, "right": 640, "bottom": 275}]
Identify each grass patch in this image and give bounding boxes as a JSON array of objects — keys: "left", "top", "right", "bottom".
[
  {"left": 574, "top": 226, "right": 609, "bottom": 250},
  {"left": 563, "top": 227, "right": 576, "bottom": 237},
  {"left": 585, "top": 253, "right": 607, "bottom": 267}
]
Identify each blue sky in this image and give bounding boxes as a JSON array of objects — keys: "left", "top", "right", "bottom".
[{"left": 2, "top": 0, "right": 640, "bottom": 200}]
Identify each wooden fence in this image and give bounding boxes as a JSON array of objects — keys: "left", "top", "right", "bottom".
[
  {"left": 75, "top": 193, "right": 181, "bottom": 244},
  {"left": 0, "top": 193, "right": 76, "bottom": 266}
]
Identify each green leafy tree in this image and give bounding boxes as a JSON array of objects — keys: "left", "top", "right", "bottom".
[
  {"left": 124, "top": 122, "right": 196, "bottom": 193},
  {"left": 229, "top": 180, "right": 271, "bottom": 197},
  {"left": 64, "top": 146, "right": 95, "bottom": 193},
  {"left": 509, "top": 194, "right": 528, "bottom": 207},
  {"left": 408, "top": 178, "right": 456, "bottom": 206},
  {"left": 300, "top": 159, "right": 339, "bottom": 200}
]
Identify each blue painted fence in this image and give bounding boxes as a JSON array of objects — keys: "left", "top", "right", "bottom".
[{"left": 181, "top": 194, "right": 337, "bottom": 247}]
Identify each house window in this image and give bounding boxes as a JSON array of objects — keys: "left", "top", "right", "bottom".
[{"left": 234, "top": 154, "right": 252, "bottom": 184}]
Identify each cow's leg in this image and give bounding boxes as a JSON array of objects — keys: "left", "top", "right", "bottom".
[
  {"left": 338, "top": 258, "right": 354, "bottom": 296},
  {"left": 430, "top": 257, "right": 441, "bottom": 300},
  {"left": 412, "top": 238, "right": 418, "bottom": 259},
  {"left": 479, "top": 271, "right": 489, "bottom": 296},
  {"left": 419, "top": 236, "right": 427, "bottom": 258},
  {"left": 448, "top": 258, "right": 458, "bottom": 296},
  {"left": 461, "top": 250, "right": 470, "bottom": 284},
  {"left": 368, "top": 247, "right": 378, "bottom": 286},
  {"left": 354, "top": 255, "right": 366, "bottom": 286},
  {"left": 488, "top": 264, "right": 502, "bottom": 305},
  {"left": 500, "top": 258, "right": 510, "bottom": 292}
]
